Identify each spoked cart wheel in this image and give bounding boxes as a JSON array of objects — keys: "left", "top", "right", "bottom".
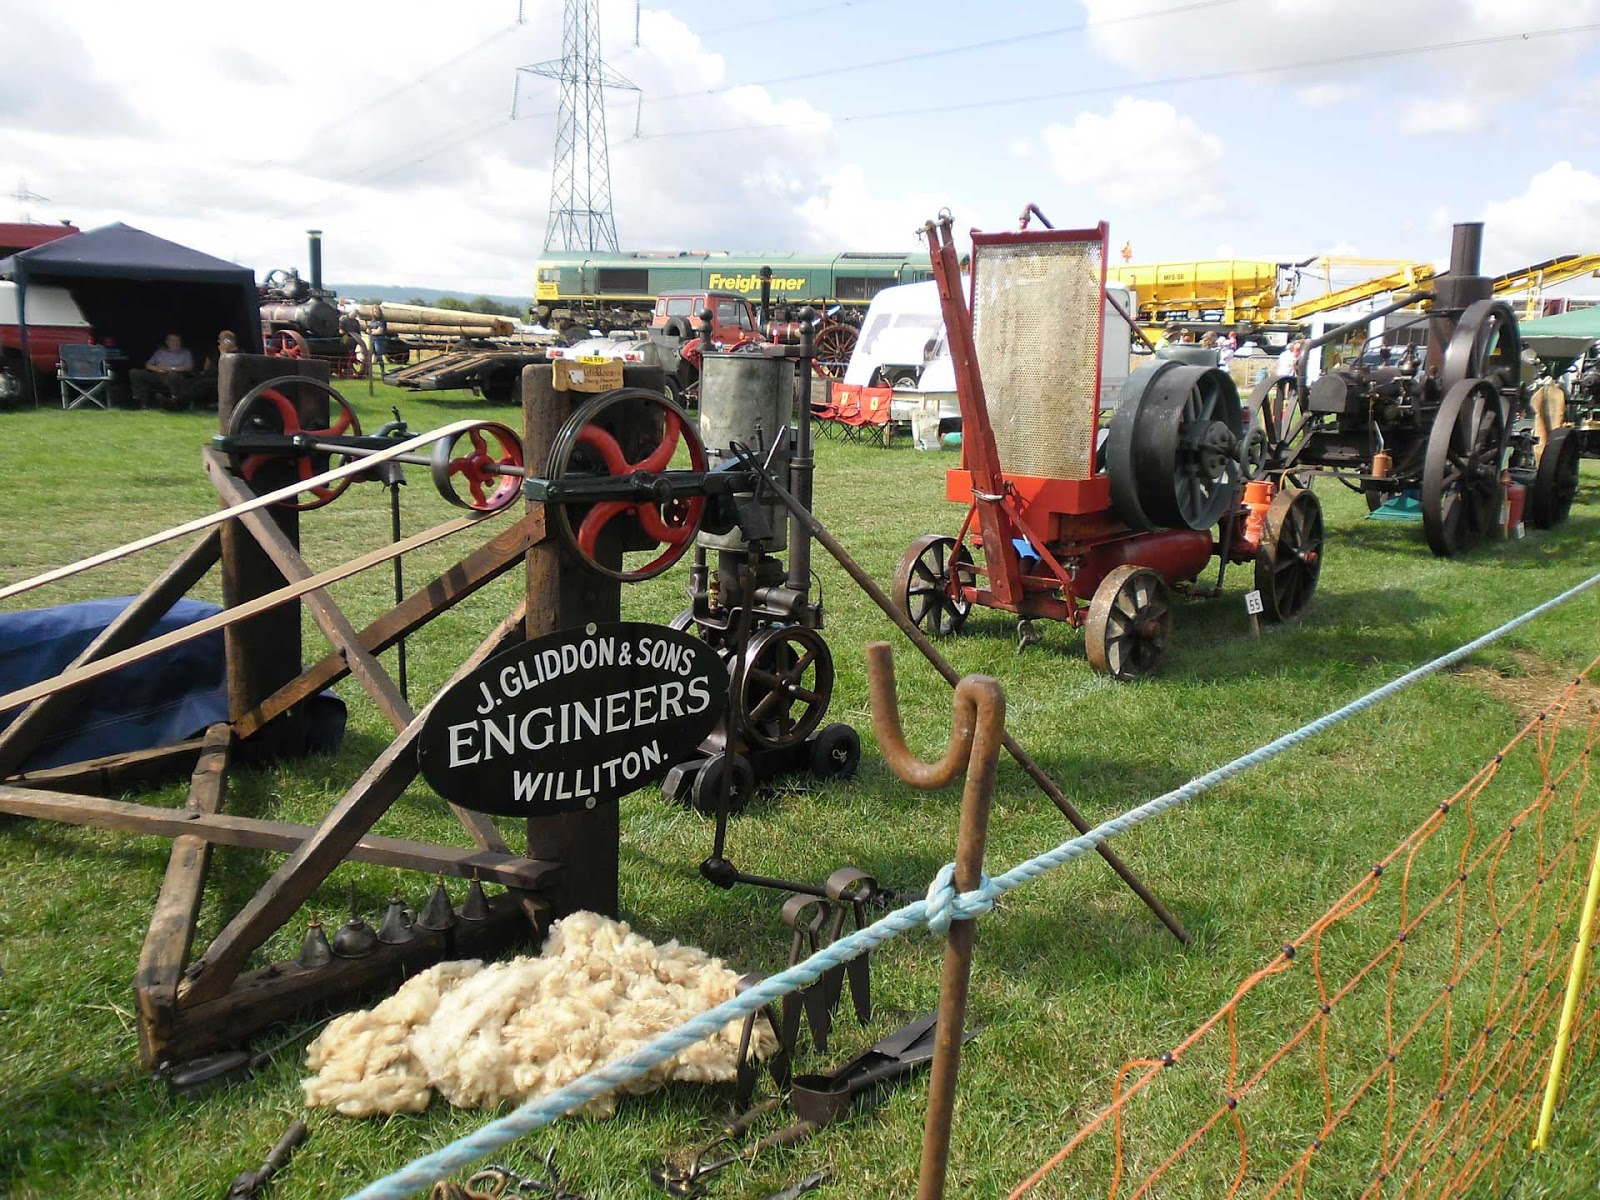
[
  {"left": 894, "top": 534, "right": 974, "bottom": 636},
  {"left": 228, "top": 376, "right": 362, "bottom": 511},
  {"left": 267, "top": 329, "right": 309, "bottom": 359},
  {"left": 1529, "top": 425, "right": 1580, "bottom": 529},
  {"left": 736, "top": 625, "right": 835, "bottom": 751},
  {"left": 544, "top": 387, "right": 708, "bottom": 582},
  {"left": 1253, "top": 488, "right": 1324, "bottom": 622},
  {"left": 1085, "top": 564, "right": 1173, "bottom": 681},
  {"left": 812, "top": 322, "right": 857, "bottom": 381},
  {"left": 1422, "top": 378, "right": 1508, "bottom": 558}
]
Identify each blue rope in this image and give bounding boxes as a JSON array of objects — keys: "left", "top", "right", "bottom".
[{"left": 346, "top": 569, "right": 1600, "bottom": 1200}]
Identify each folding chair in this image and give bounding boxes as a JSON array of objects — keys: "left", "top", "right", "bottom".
[
  {"left": 843, "top": 386, "right": 893, "bottom": 448},
  {"left": 811, "top": 380, "right": 847, "bottom": 440},
  {"left": 829, "top": 383, "right": 864, "bottom": 443},
  {"left": 58, "top": 344, "right": 112, "bottom": 410}
]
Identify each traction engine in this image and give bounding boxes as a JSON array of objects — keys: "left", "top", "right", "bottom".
[{"left": 896, "top": 209, "right": 1324, "bottom": 679}]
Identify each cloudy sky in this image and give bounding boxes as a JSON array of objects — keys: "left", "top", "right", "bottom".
[{"left": 2, "top": 0, "right": 1597, "bottom": 297}]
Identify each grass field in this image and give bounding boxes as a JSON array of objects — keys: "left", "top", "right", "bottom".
[{"left": 1, "top": 381, "right": 1599, "bottom": 1200}]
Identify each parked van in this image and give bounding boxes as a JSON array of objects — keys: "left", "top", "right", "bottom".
[
  {"left": 842, "top": 278, "right": 1138, "bottom": 435},
  {"left": 0, "top": 281, "right": 93, "bottom": 403}
]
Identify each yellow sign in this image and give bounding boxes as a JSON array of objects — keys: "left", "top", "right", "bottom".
[
  {"left": 708, "top": 272, "right": 809, "bottom": 294},
  {"left": 577, "top": 355, "right": 612, "bottom": 364}
]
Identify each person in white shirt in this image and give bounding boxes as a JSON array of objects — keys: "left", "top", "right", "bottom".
[
  {"left": 1276, "top": 339, "right": 1304, "bottom": 380},
  {"left": 131, "top": 333, "right": 197, "bottom": 410}
]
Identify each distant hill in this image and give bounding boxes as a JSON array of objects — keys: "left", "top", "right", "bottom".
[{"left": 328, "top": 283, "right": 531, "bottom": 313}]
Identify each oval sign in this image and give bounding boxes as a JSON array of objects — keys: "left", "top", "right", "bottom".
[{"left": 417, "top": 621, "right": 726, "bottom": 817}]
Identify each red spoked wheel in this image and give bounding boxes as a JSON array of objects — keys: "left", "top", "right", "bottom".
[
  {"left": 545, "top": 387, "right": 708, "bottom": 583},
  {"left": 267, "top": 329, "right": 310, "bottom": 359},
  {"left": 430, "top": 422, "right": 525, "bottom": 513},
  {"left": 227, "top": 375, "right": 362, "bottom": 510},
  {"left": 813, "top": 321, "right": 857, "bottom": 381}
]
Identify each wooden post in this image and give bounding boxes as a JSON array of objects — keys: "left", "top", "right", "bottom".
[
  {"left": 217, "top": 354, "right": 331, "bottom": 760},
  {"left": 520, "top": 364, "right": 663, "bottom": 920}
]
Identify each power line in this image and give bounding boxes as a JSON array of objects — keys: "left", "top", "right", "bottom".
[{"left": 619, "top": 21, "right": 1600, "bottom": 143}]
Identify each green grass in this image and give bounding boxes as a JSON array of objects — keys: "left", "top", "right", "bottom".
[{"left": 1, "top": 384, "right": 1599, "bottom": 1199}]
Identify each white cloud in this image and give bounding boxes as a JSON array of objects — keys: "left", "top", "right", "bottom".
[
  {"left": 796, "top": 166, "right": 963, "bottom": 251},
  {"left": 1041, "top": 98, "right": 1229, "bottom": 219},
  {"left": 1480, "top": 161, "right": 1600, "bottom": 271},
  {"left": 1396, "top": 97, "right": 1488, "bottom": 136},
  {"left": 1295, "top": 83, "right": 1351, "bottom": 109}
]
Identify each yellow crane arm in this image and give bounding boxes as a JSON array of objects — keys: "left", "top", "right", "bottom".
[
  {"left": 1491, "top": 254, "right": 1600, "bottom": 319},
  {"left": 1278, "top": 262, "right": 1437, "bottom": 323}
]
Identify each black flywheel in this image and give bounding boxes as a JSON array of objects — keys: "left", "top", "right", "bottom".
[
  {"left": 1085, "top": 565, "right": 1172, "bottom": 681},
  {"left": 1529, "top": 425, "right": 1580, "bottom": 529},
  {"left": 1253, "top": 488, "right": 1323, "bottom": 622},
  {"left": 736, "top": 625, "right": 834, "bottom": 751},
  {"left": 1422, "top": 378, "right": 1508, "bottom": 558},
  {"left": 1107, "top": 362, "right": 1243, "bottom": 532}
]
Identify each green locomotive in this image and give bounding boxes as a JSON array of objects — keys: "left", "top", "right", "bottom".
[{"left": 532, "top": 249, "right": 934, "bottom": 327}]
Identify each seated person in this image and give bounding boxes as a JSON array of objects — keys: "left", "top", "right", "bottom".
[
  {"left": 129, "top": 333, "right": 196, "bottom": 410},
  {"left": 175, "top": 330, "right": 239, "bottom": 412}
]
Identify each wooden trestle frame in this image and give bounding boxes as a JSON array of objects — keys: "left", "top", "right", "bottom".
[{"left": 0, "top": 356, "right": 628, "bottom": 1069}]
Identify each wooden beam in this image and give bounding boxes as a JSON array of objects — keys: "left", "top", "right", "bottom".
[
  {"left": 206, "top": 451, "right": 413, "bottom": 734},
  {"left": 232, "top": 512, "right": 542, "bottom": 739},
  {"left": 5, "top": 738, "right": 206, "bottom": 794},
  {"left": 154, "top": 894, "right": 541, "bottom": 1064},
  {"left": 0, "top": 529, "right": 222, "bottom": 780},
  {"left": 0, "top": 786, "right": 559, "bottom": 889},
  {"left": 134, "top": 723, "right": 232, "bottom": 1066},
  {"left": 179, "top": 605, "right": 532, "bottom": 1004},
  {"left": 0, "top": 514, "right": 487, "bottom": 719}
]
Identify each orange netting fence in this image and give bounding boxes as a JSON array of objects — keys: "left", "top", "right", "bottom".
[{"left": 1011, "top": 657, "right": 1600, "bottom": 1200}]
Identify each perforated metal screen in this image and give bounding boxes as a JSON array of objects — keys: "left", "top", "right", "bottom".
[{"left": 971, "top": 235, "right": 1105, "bottom": 480}]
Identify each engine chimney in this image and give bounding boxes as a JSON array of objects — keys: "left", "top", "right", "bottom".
[{"left": 307, "top": 229, "right": 323, "bottom": 294}]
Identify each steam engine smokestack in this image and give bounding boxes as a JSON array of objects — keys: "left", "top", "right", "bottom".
[
  {"left": 307, "top": 229, "right": 323, "bottom": 294},
  {"left": 1448, "top": 222, "right": 1483, "bottom": 277}
]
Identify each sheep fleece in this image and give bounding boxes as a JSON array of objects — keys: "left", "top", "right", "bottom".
[{"left": 302, "top": 912, "right": 775, "bottom": 1117}]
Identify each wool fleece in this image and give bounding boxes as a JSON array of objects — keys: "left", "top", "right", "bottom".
[{"left": 303, "top": 911, "right": 775, "bottom": 1117}]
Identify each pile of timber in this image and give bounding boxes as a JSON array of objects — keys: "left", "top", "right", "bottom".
[{"left": 359, "top": 302, "right": 516, "bottom": 340}]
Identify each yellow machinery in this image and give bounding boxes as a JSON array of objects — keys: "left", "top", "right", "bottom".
[{"left": 1490, "top": 254, "right": 1600, "bottom": 319}]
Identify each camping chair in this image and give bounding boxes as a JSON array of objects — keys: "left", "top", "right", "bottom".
[
  {"left": 58, "top": 344, "right": 112, "bottom": 410},
  {"left": 841, "top": 385, "right": 893, "bottom": 448},
  {"left": 824, "top": 383, "right": 863, "bottom": 441},
  {"left": 811, "top": 380, "right": 848, "bottom": 440}
]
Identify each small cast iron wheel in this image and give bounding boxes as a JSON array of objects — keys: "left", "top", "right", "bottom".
[
  {"left": 1253, "top": 488, "right": 1324, "bottom": 622},
  {"left": 1442, "top": 299, "right": 1523, "bottom": 396},
  {"left": 430, "top": 421, "right": 526, "bottom": 513},
  {"left": 1422, "top": 378, "right": 1508, "bottom": 558},
  {"left": 813, "top": 322, "right": 857, "bottom": 381},
  {"left": 544, "top": 386, "right": 708, "bottom": 583},
  {"left": 1085, "top": 565, "right": 1172, "bottom": 681},
  {"left": 228, "top": 375, "right": 362, "bottom": 511},
  {"left": 808, "top": 722, "right": 861, "bottom": 779},
  {"left": 1529, "top": 424, "right": 1580, "bottom": 529},
  {"left": 267, "top": 328, "right": 310, "bottom": 359},
  {"left": 737, "top": 625, "right": 835, "bottom": 751},
  {"left": 690, "top": 751, "right": 756, "bottom": 816},
  {"left": 894, "top": 533, "right": 974, "bottom": 636}
]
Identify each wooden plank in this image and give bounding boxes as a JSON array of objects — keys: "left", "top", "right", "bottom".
[
  {"left": 0, "top": 515, "right": 486, "bottom": 719},
  {"left": 5, "top": 738, "right": 206, "bottom": 794},
  {"left": 0, "top": 786, "right": 559, "bottom": 889},
  {"left": 0, "top": 529, "right": 222, "bottom": 780},
  {"left": 207, "top": 451, "right": 413, "bottom": 734},
  {"left": 134, "top": 723, "right": 232, "bottom": 1065},
  {"left": 179, "top": 604, "right": 532, "bottom": 1004},
  {"left": 156, "top": 894, "right": 541, "bottom": 1064},
  {"left": 0, "top": 786, "right": 556, "bottom": 886},
  {"left": 233, "top": 512, "right": 542, "bottom": 739}
]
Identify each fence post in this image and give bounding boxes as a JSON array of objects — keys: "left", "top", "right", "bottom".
[{"left": 1533, "top": 814, "right": 1600, "bottom": 1150}]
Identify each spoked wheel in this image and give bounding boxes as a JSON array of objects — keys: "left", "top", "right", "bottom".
[
  {"left": 736, "top": 625, "right": 834, "bottom": 750},
  {"left": 894, "top": 534, "right": 974, "bottom": 636},
  {"left": 1442, "top": 300, "right": 1523, "bottom": 395},
  {"left": 228, "top": 376, "right": 361, "bottom": 510},
  {"left": 1085, "top": 565, "right": 1172, "bottom": 681},
  {"left": 1107, "top": 362, "right": 1243, "bottom": 531},
  {"left": 1253, "top": 488, "right": 1323, "bottom": 622},
  {"left": 1422, "top": 378, "right": 1508, "bottom": 558},
  {"left": 430, "top": 422, "right": 526, "bottom": 513},
  {"left": 1247, "top": 374, "right": 1306, "bottom": 471},
  {"left": 267, "top": 329, "right": 309, "bottom": 359},
  {"left": 544, "top": 387, "right": 708, "bottom": 582},
  {"left": 347, "top": 340, "right": 371, "bottom": 379},
  {"left": 1529, "top": 424, "right": 1580, "bottom": 529},
  {"left": 813, "top": 322, "right": 857, "bottom": 381}
]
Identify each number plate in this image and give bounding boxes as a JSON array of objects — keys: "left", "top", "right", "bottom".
[
  {"left": 577, "top": 355, "right": 612, "bottom": 365},
  {"left": 1244, "top": 589, "right": 1264, "bottom": 616}
]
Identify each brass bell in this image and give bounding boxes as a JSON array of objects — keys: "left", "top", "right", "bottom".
[
  {"left": 296, "top": 918, "right": 333, "bottom": 968},
  {"left": 415, "top": 880, "right": 456, "bottom": 933},
  {"left": 331, "top": 915, "right": 379, "bottom": 958},
  {"left": 376, "top": 895, "right": 415, "bottom": 945},
  {"left": 458, "top": 876, "right": 490, "bottom": 922}
]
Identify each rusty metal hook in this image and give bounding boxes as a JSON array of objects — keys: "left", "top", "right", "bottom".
[{"left": 866, "top": 641, "right": 1004, "bottom": 791}]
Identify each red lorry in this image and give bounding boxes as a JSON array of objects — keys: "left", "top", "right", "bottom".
[{"left": 0, "top": 222, "right": 87, "bottom": 404}]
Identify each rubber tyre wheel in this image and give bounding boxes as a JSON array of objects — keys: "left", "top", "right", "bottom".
[
  {"left": 1529, "top": 425, "right": 1580, "bottom": 529},
  {"left": 662, "top": 317, "right": 690, "bottom": 340},
  {"left": 690, "top": 752, "right": 755, "bottom": 816},
  {"left": 808, "top": 723, "right": 861, "bottom": 779}
]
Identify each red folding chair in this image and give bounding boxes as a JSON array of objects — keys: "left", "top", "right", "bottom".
[
  {"left": 842, "top": 386, "right": 893, "bottom": 448},
  {"left": 826, "top": 383, "right": 863, "bottom": 442}
]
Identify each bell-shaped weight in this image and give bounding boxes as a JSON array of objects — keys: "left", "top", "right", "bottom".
[
  {"left": 415, "top": 880, "right": 456, "bottom": 933},
  {"left": 458, "top": 877, "right": 490, "bottom": 922}
]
